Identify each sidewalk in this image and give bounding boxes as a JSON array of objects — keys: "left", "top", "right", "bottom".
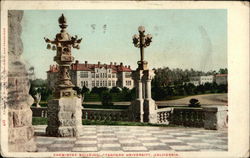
[{"left": 34, "top": 125, "right": 227, "bottom": 152}]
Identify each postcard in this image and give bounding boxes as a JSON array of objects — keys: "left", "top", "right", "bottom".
[{"left": 0, "top": 1, "right": 249, "bottom": 158}]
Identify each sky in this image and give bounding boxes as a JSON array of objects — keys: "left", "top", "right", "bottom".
[{"left": 21, "top": 10, "right": 227, "bottom": 79}]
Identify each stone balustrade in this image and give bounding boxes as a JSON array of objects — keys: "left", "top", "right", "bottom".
[
  {"left": 157, "top": 108, "right": 173, "bottom": 124},
  {"left": 31, "top": 107, "right": 129, "bottom": 121},
  {"left": 156, "top": 107, "right": 205, "bottom": 127},
  {"left": 31, "top": 105, "right": 227, "bottom": 130},
  {"left": 82, "top": 108, "right": 129, "bottom": 121}
]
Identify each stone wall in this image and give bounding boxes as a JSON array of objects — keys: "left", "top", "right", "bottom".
[{"left": 8, "top": 10, "right": 37, "bottom": 152}]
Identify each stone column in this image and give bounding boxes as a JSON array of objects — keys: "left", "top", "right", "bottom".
[
  {"left": 129, "top": 70, "right": 144, "bottom": 122},
  {"left": 8, "top": 10, "right": 37, "bottom": 152},
  {"left": 143, "top": 70, "right": 157, "bottom": 123}
]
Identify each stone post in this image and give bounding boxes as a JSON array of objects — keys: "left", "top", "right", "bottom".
[
  {"left": 8, "top": 10, "right": 37, "bottom": 152},
  {"left": 143, "top": 70, "right": 157, "bottom": 123},
  {"left": 44, "top": 14, "right": 83, "bottom": 137},
  {"left": 130, "top": 71, "right": 144, "bottom": 122},
  {"left": 203, "top": 106, "right": 228, "bottom": 130}
]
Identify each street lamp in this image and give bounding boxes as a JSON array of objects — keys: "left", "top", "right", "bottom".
[
  {"left": 44, "top": 14, "right": 82, "bottom": 98},
  {"left": 132, "top": 26, "right": 152, "bottom": 70}
]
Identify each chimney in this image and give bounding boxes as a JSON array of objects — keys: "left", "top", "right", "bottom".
[
  {"left": 128, "top": 65, "right": 131, "bottom": 69},
  {"left": 76, "top": 60, "right": 79, "bottom": 64},
  {"left": 85, "top": 61, "right": 88, "bottom": 66},
  {"left": 125, "top": 65, "right": 127, "bottom": 68},
  {"left": 98, "top": 61, "right": 100, "bottom": 66},
  {"left": 110, "top": 62, "right": 113, "bottom": 65},
  {"left": 114, "top": 62, "right": 117, "bottom": 65},
  {"left": 120, "top": 62, "right": 123, "bottom": 66}
]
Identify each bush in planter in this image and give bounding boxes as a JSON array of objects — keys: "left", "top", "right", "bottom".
[
  {"left": 101, "top": 91, "right": 114, "bottom": 106},
  {"left": 188, "top": 98, "right": 201, "bottom": 107}
]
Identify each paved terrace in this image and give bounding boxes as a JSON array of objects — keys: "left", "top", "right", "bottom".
[{"left": 35, "top": 125, "right": 228, "bottom": 152}]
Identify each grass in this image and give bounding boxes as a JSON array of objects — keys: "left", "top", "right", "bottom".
[
  {"left": 32, "top": 117, "right": 176, "bottom": 127},
  {"left": 83, "top": 104, "right": 128, "bottom": 109},
  {"left": 32, "top": 117, "right": 48, "bottom": 125}
]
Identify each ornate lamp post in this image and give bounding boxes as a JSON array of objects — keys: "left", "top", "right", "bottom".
[
  {"left": 44, "top": 14, "right": 83, "bottom": 137},
  {"left": 44, "top": 14, "right": 82, "bottom": 98},
  {"left": 132, "top": 26, "right": 152, "bottom": 70},
  {"left": 130, "top": 26, "right": 157, "bottom": 123}
]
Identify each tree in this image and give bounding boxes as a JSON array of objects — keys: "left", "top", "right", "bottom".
[
  {"left": 29, "top": 83, "right": 37, "bottom": 97},
  {"left": 81, "top": 86, "right": 90, "bottom": 96},
  {"left": 218, "top": 68, "right": 228, "bottom": 74},
  {"left": 73, "top": 86, "right": 81, "bottom": 95},
  {"left": 110, "top": 87, "right": 121, "bottom": 93}
]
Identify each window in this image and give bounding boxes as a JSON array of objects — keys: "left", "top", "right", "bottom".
[
  {"left": 108, "top": 80, "right": 111, "bottom": 86},
  {"left": 125, "top": 72, "right": 131, "bottom": 78},
  {"left": 104, "top": 73, "right": 107, "bottom": 78},
  {"left": 100, "top": 81, "right": 103, "bottom": 86},
  {"left": 104, "top": 81, "right": 107, "bottom": 86},
  {"left": 108, "top": 74, "right": 111, "bottom": 78},
  {"left": 96, "top": 74, "right": 99, "bottom": 78},
  {"left": 96, "top": 81, "right": 99, "bottom": 87},
  {"left": 102, "top": 81, "right": 105, "bottom": 86},
  {"left": 112, "top": 73, "right": 115, "bottom": 78},
  {"left": 92, "top": 81, "right": 95, "bottom": 87},
  {"left": 91, "top": 73, "right": 95, "bottom": 78},
  {"left": 81, "top": 81, "right": 84, "bottom": 87},
  {"left": 85, "top": 81, "right": 88, "bottom": 87},
  {"left": 80, "top": 71, "right": 88, "bottom": 78},
  {"left": 112, "top": 80, "right": 115, "bottom": 86},
  {"left": 100, "top": 73, "right": 103, "bottom": 78}
]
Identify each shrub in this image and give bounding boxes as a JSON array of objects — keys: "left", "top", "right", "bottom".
[
  {"left": 188, "top": 98, "right": 201, "bottom": 107},
  {"left": 101, "top": 91, "right": 113, "bottom": 106},
  {"left": 110, "top": 87, "right": 121, "bottom": 93}
]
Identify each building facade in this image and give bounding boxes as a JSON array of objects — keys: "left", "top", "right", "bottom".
[
  {"left": 215, "top": 74, "right": 228, "bottom": 85},
  {"left": 200, "top": 75, "right": 215, "bottom": 85},
  {"left": 186, "top": 74, "right": 227, "bottom": 86},
  {"left": 47, "top": 60, "right": 134, "bottom": 90}
]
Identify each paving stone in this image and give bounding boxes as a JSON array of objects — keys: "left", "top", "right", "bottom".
[
  {"left": 122, "top": 146, "right": 148, "bottom": 152},
  {"left": 121, "top": 143, "right": 143, "bottom": 147},
  {"left": 34, "top": 125, "right": 228, "bottom": 152},
  {"left": 147, "top": 145, "right": 172, "bottom": 151},
  {"left": 72, "top": 147, "right": 98, "bottom": 152},
  {"left": 75, "top": 140, "right": 97, "bottom": 144}
]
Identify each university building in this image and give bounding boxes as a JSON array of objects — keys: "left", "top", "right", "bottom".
[
  {"left": 186, "top": 74, "right": 228, "bottom": 86},
  {"left": 47, "top": 60, "right": 134, "bottom": 90}
]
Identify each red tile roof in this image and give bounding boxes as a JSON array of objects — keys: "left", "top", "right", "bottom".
[
  {"left": 216, "top": 74, "right": 228, "bottom": 77},
  {"left": 48, "top": 61, "right": 132, "bottom": 73}
]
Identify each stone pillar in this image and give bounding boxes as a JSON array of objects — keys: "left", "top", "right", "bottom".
[
  {"left": 143, "top": 70, "right": 157, "bottom": 123},
  {"left": 129, "top": 71, "right": 144, "bottom": 122},
  {"left": 203, "top": 106, "right": 228, "bottom": 130},
  {"left": 8, "top": 10, "right": 37, "bottom": 152}
]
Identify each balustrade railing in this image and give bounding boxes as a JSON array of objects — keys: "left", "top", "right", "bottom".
[
  {"left": 157, "top": 107, "right": 205, "bottom": 127},
  {"left": 31, "top": 106, "right": 216, "bottom": 128},
  {"left": 82, "top": 108, "right": 129, "bottom": 121}
]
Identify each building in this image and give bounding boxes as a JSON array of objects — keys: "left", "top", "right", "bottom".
[
  {"left": 200, "top": 75, "right": 215, "bottom": 85},
  {"left": 215, "top": 74, "right": 228, "bottom": 85},
  {"left": 186, "top": 74, "right": 227, "bottom": 86},
  {"left": 47, "top": 60, "right": 134, "bottom": 90},
  {"left": 188, "top": 76, "right": 200, "bottom": 86}
]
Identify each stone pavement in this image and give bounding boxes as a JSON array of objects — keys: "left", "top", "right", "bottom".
[{"left": 34, "top": 125, "right": 228, "bottom": 152}]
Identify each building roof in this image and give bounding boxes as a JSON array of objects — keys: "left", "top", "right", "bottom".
[
  {"left": 215, "top": 74, "right": 228, "bottom": 77},
  {"left": 48, "top": 61, "right": 132, "bottom": 73}
]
